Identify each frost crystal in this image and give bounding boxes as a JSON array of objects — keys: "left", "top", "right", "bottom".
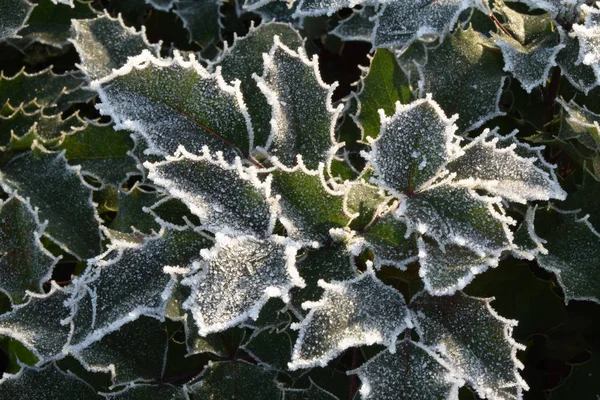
[
  {"left": 289, "top": 268, "right": 409, "bottom": 370},
  {"left": 182, "top": 234, "right": 304, "bottom": 335}
]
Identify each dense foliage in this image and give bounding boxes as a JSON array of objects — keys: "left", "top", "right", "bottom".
[{"left": 0, "top": 0, "right": 599, "bottom": 399}]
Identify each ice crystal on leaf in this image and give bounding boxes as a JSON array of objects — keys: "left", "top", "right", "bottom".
[
  {"left": 102, "top": 383, "right": 187, "bottom": 400},
  {"left": 349, "top": 339, "right": 463, "bottom": 400},
  {"left": 572, "top": 3, "right": 600, "bottom": 80},
  {"left": 411, "top": 291, "right": 528, "bottom": 400},
  {"left": 289, "top": 267, "right": 409, "bottom": 370},
  {"left": 182, "top": 233, "right": 304, "bottom": 336}
]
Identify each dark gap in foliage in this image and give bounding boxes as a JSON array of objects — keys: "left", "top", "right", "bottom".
[
  {"left": 44, "top": 259, "right": 78, "bottom": 290},
  {"left": 0, "top": 347, "right": 8, "bottom": 377},
  {"left": 22, "top": 43, "right": 81, "bottom": 75}
]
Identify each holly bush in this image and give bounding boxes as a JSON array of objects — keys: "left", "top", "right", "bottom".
[{"left": 0, "top": 0, "right": 599, "bottom": 399}]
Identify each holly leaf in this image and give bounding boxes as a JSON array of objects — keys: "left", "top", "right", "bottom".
[
  {"left": 353, "top": 48, "right": 412, "bottom": 140},
  {"left": 109, "top": 184, "right": 163, "bottom": 235},
  {"left": 294, "top": 0, "right": 372, "bottom": 17},
  {"left": 0, "top": 67, "right": 86, "bottom": 110},
  {"left": 254, "top": 36, "right": 343, "bottom": 169},
  {"left": 417, "top": 237, "right": 497, "bottom": 296},
  {"left": 144, "top": 0, "right": 175, "bottom": 11},
  {"left": 534, "top": 205, "right": 600, "bottom": 304},
  {"left": 242, "top": 326, "right": 294, "bottom": 370},
  {"left": 344, "top": 180, "right": 391, "bottom": 229},
  {"left": 288, "top": 268, "right": 409, "bottom": 370},
  {"left": 0, "top": 145, "right": 102, "bottom": 259},
  {"left": 399, "top": 184, "right": 513, "bottom": 255},
  {"left": 73, "top": 316, "right": 168, "bottom": 386},
  {"left": 283, "top": 380, "right": 339, "bottom": 399},
  {"left": 186, "top": 360, "right": 281, "bottom": 399},
  {"left": 10, "top": 0, "right": 97, "bottom": 50},
  {"left": 0, "top": 0, "right": 34, "bottom": 42},
  {"left": 52, "top": 0, "right": 75, "bottom": 6},
  {"left": 349, "top": 339, "right": 464, "bottom": 400},
  {"left": 446, "top": 129, "right": 567, "bottom": 203},
  {"left": 493, "top": 6, "right": 565, "bottom": 93},
  {"left": 66, "top": 227, "right": 211, "bottom": 350},
  {"left": 57, "top": 119, "right": 139, "bottom": 187},
  {"left": 173, "top": 0, "right": 221, "bottom": 49},
  {"left": 93, "top": 50, "right": 254, "bottom": 160},
  {"left": 363, "top": 95, "right": 461, "bottom": 195},
  {"left": 557, "top": 34, "right": 599, "bottom": 95},
  {"left": 418, "top": 26, "right": 506, "bottom": 132},
  {"left": 146, "top": 147, "right": 277, "bottom": 237},
  {"left": 0, "top": 283, "right": 71, "bottom": 362},
  {"left": 270, "top": 163, "right": 351, "bottom": 244},
  {"left": 353, "top": 212, "right": 418, "bottom": 269},
  {"left": 70, "top": 11, "right": 161, "bottom": 80},
  {"left": 0, "top": 362, "right": 96, "bottom": 399},
  {"left": 0, "top": 194, "right": 59, "bottom": 304},
  {"left": 411, "top": 291, "right": 528, "bottom": 400},
  {"left": 572, "top": 4, "right": 600, "bottom": 82},
  {"left": 373, "top": 0, "right": 476, "bottom": 49},
  {"left": 215, "top": 22, "right": 304, "bottom": 146},
  {"left": 182, "top": 233, "right": 304, "bottom": 335},
  {"left": 331, "top": 6, "right": 378, "bottom": 43}
]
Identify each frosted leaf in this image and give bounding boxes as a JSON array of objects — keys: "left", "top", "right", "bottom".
[
  {"left": 290, "top": 243, "right": 358, "bottom": 312},
  {"left": 572, "top": 4, "right": 600, "bottom": 79},
  {"left": 103, "top": 383, "right": 186, "bottom": 399},
  {"left": 0, "top": 104, "right": 86, "bottom": 147},
  {"left": 534, "top": 206, "right": 600, "bottom": 303},
  {"left": 331, "top": 6, "right": 378, "bottom": 42},
  {"left": 251, "top": 0, "right": 300, "bottom": 23},
  {"left": 0, "top": 283, "right": 71, "bottom": 362},
  {"left": 511, "top": 206, "right": 547, "bottom": 261},
  {"left": 186, "top": 360, "right": 281, "bottom": 399},
  {"left": 343, "top": 180, "right": 391, "bottom": 228},
  {"left": 447, "top": 129, "right": 567, "bottom": 203},
  {"left": 509, "top": 0, "right": 586, "bottom": 16},
  {"left": 283, "top": 380, "right": 339, "bottom": 399},
  {"left": 418, "top": 238, "right": 497, "bottom": 296},
  {"left": 355, "top": 213, "right": 417, "bottom": 269},
  {"left": 0, "top": 363, "right": 96, "bottom": 399},
  {"left": 146, "top": 147, "right": 277, "bottom": 237},
  {"left": 349, "top": 339, "right": 463, "bottom": 400},
  {"left": 0, "top": 0, "right": 34, "bottom": 41},
  {"left": 74, "top": 316, "right": 168, "bottom": 386},
  {"left": 494, "top": 28, "right": 564, "bottom": 93},
  {"left": 215, "top": 22, "right": 304, "bottom": 146},
  {"left": 418, "top": 26, "right": 506, "bottom": 132},
  {"left": 242, "top": 0, "right": 277, "bottom": 11},
  {"left": 174, "top": 0, "right": 221, "bottom": 48},
  {"left": 52, "top": 0, "right": 74, "bottom": 6},
  {"left": 70, "top": 12, "right": 161, "bottom": 80},
  {"left": 0, "top": 67, "right": 86, "bottom": 110},
  {"left": 557, "top": 98, "right": 600, "bottom": 152},
  {"left": 66, "top": 227, "right": 211, "bottom": 349},
  {"left": 92, "top": 50, "right": 254, "bottom": 160},
  {"left": 365, "top": 95, "right": 461, "bottom": 195},
  {"left": 144, "top": 0, "right": 176, "bottom": 11},
  {"left": 399, "top": 184, "right": 513, "bottom": 254},
  {"left": 395, "top": 40, "right": 428, "bottom": 91},
  {"left": 288, "top": 268, "right": 409, "bottom": 370},
  {"left": 270, "top": 163, "right": 351, "bottom": 244},
  {"left": 556, "top": 34, "right": 599, "bottom": 94},
  {"left": 411, "top": 291, "right": 527, "bottom": 400},
  {"left": 0, "top": 195, "right": 58, "bottom": 303},
  {"left": 57, "top": 119, "right": 138, "bottom": 187},
  {"left": 182, "top": 234, "right": 304, "bottom": 335},
  {"left": 254, "top": 36, "right": 343, "bottom": 169},
  {"left": 0, "top": 145, "right": 102, "bottom": 259},
  {"left": 294, "top": 0, "right": 375, "bottom": 17},
  {"left": 354, "top": 48, "right": 412, "bottom": 140},
  {"left": 109, "top": 184, "right": 163, "bottom": 235},
  {"left": 373, "top": 0, "right": 476, "bottom": 49}
]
